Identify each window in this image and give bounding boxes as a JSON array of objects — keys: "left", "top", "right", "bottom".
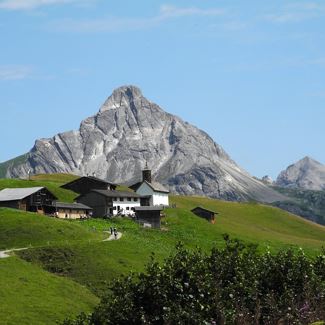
[
  {"left": 134, "top": 198, "right": 138, "bottom": 202},
  {"left": 131, "top": 207, "right": 135, "bottom": 211},
  {"left": 127, "top": 198, "right": 131, "bottom": 201},
  {"left": 113, "top": 197, "right": 117, "bottom": 201},
  {"left": 113, "top": 207, "right": 117, "bottom": 210},
  {"left": 120, "top": 198, "right": 124, "bottom": 202},
  {"left": 126, "top": 207, "right": 129, "bottom": 210}
]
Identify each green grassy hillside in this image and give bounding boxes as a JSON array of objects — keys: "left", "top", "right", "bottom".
[
  {"left": 170, "top": 195, "right": 325, "bottom": 252},
  {"left": 0, "top": 207, "right": 102, "bottom": 324},
  {"left": 0, "top": 208, "right": 102, "bottom": 250},
  {"left": 0, "top": 174, "right": 324, "bottom": 323},
  {"left": 0, "top": 257, "right": 99, "bottom": 325},
  {"left": 30, "top": 173, "right": 79, "bottom": 183},
  {"left": 16, "top": 195, "right": 325, "bottom": 297}
]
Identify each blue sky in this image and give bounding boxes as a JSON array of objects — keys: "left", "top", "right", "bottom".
[{"left": 0, "top": 0, "right": 324, "bottom": 179}]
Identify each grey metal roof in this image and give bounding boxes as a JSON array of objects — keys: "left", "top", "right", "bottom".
[
  {"left": 145, "top": 181, "right": 169, "bottom": 193},
  {"left": 91, "top": 190, "right": 141, "bottom": 198},
  {"left": 129, "top": 180, "right": 170, "bottom": 194},
  {"left": 134, "top": 206, "right": 163, "bottom": 211},
  {"left": 53, "top": 202, "right": 93, "bottom": 210},
  {"left": 0, "top": 187, "right": 44, "bottom": 201}
]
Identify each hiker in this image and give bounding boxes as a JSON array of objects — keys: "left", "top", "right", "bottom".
[{"left": 114, "top": 228, "right": 117, "bottom": 239}]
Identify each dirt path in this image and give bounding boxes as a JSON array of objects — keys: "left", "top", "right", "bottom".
[
  {"left": 0, "top": 231, "right": 123, "bottom": 258},
  {"left": 102, "top": 231, "right": 123, "bottom": 241},
  {"left": 0, "top": 247, "right": 28, "bottom": 259}
]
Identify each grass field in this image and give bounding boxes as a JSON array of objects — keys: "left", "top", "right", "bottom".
[
  {"left": 16, "top": 197, "right": 325, "bottom": 297},
  {"left": 0, "top": 174, "right": 324, "bottom": 323},
  {"left": 0, "top": 257, "right": 99, "bottom": 325},
  {"left": 0, "top": 208, "right": 102, "bottom": 250}
]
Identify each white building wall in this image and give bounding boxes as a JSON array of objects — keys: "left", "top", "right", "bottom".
[
  {"left": 152, "top": 192, "right": 169, "bottom": 206},
  {"left": 112, "top": 198, "right": 140, "bottom": 216},
  {"left": 136, "top": 183, "right": 169, "bottom": 207}
]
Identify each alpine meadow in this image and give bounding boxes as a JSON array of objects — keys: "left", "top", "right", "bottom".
[{"left": 1, "top": 1, "right": 325, "bottom": 324}]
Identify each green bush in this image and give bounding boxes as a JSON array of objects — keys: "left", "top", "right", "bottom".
[{"left": 64, "top": 236, "right": 325, "bottom": 324}]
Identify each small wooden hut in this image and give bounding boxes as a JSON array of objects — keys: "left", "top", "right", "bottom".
[
  {"left": 134, "top": 206, "right": 163, "bottom": 228},
  {"left": 191, "top": 207, "right": 218, "bottom": 224}
]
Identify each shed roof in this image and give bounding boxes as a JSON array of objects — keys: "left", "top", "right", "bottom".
[
  {"left": 0, "top": 187, "right": 45, "bottom": 201},
  {"left": 54, "top": 202, "right": 92, "bottom": 210},
  {"left": 62, "top": 176, "right": 116, "bottom": 187},
  {"left": 191, "top": 207, "right": 219, "bottom": 215},
  {"left": 131, "top": 180, "right": 169, "bottom": 194},
  {"left": 91, "top": 189, "right": 141, "bottom": 198},
  {"left": 134, "top": 206, "right": 163, "bottom": 211}
]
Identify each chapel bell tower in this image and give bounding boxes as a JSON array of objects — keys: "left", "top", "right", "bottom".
[{"left": 142, "top": 162, "right": 152, "bottom": 183}]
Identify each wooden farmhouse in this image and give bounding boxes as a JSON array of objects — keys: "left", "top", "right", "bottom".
[
  {"left": 130, "top": 165, "right": 169, "bottom": 207},
  {"left": 76, "top": 190, "right": 141, "bottom": 218},
  {"left": 49, "top": 202, "right": 92, "bottom": 219},
  {"left": 0, "top": 187, "right": 57, "bottom": 214},
  {"left": 134, "top": 206, "right": 163, "bottom": 228},
  {"left": 61, "top": 176, "right": 116, "bottom": 195},
  {"left": 191, "top": 207, "right": 218, "bottom": 224}
]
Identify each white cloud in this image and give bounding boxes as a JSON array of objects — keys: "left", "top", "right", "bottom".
[
  {"left": 50, "top": 5, "right": 225, "bottom": 32},
  {"left": 159, "top": 5, "right": 225, "bottom": 19},
  {"left": 0, "top": 65, "right": 33, "bottom": 80},
  {"left": 264, "top": 2, "right": 325, "bottom": 23},
  {"left": 0, "top": 0, "right": 92, "bottom": 10}
]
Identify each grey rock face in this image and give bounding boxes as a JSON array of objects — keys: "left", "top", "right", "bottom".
[
  {"left": 261, "top": 175, "right": 274, "bottom": 185},
  {"left": 4, "top": 85, "right": 284, "bottom": 203},
  {"left": 276, "top": 156, "right": 325, "bottom": 191}
]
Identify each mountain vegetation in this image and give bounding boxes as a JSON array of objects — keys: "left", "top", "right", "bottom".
[
  {"left": 272, "top": 186, "right": 325, "bottom": 225},
  {"left": 63, "top": 238, "right": 325, "bottom": 325},
  {"left": 0, "top": 174, "right": 324, "bottom": 324}
]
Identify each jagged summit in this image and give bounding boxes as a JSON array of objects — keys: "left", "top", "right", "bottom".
[
  {"left": 100, "top": 85, "right": 144, "bottom": 113},
  {"left": 300, "top": 156, "right": 320, "bottom": 165},
  {"left": 276, "top": 156, "right": 325, "bottom": 191},
  {"left": 1, "top": 86, "right": 285, "bottom": 203}
]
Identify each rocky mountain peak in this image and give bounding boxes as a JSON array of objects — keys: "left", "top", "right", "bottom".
[
  {"left": 300, "top": 156, "right": 321, "bottom": 166},
  {"left": 1, "top": 85, "right": 285, "bottom": 203},
  {"left": 276, "top": 156, "right": 325, "bottom": 191},
  {"left": 100, "top": 85, "right": 145, "bottom": 113}
]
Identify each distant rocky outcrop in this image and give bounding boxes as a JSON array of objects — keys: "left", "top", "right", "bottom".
[
  {"left": 261, "top": 175, "right": 273, "bottom": 185},
  {"left": 0, "top": 85, "right": 285, "bottom": 203},
  {"left": 276, "top": 156, "right": 325, "bottom": 191}
]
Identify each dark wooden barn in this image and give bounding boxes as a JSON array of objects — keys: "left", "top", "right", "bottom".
[
  {"left": 61, "top": 176, "right": 116, "bottom": 195},
  {"left": 134, "top": 206, "right": 163, "bottom": 229},
  {"left": 191, "top": 207, "right": 218, "bottom": 224},
  {"left": 0, "top": 187, "right": 57, "bottom": 214}
]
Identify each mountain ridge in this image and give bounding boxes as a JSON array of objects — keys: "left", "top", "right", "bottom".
[{"left": 1, "top": 85, "right": 285, "bottom": 203}]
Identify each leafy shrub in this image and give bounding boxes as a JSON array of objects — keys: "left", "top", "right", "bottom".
[
  {"left": 63, "top": 236, "right": 325, "bottom": 324},
  {"left": 20, "top": 246, "right": 75, "bottom": 275}
]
